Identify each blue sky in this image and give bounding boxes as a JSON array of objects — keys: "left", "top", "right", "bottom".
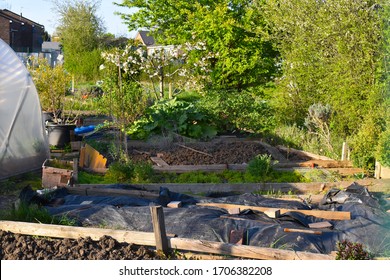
[{"left": 0, "top": 0, "right": 137, "bottom": 37}]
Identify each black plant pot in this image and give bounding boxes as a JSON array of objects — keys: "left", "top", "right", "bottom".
[
  {"left": 46, "top": 123, "right": 76, "bottom": 148},
  {"left": 42, "top": 111, "right": 54, "bottom": 123}
]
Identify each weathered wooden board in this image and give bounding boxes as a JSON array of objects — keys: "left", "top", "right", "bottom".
[
  {"left": 77, "top": 179, "right": 390, "bottom": 195},
  {"left": 168, "top": 238, "right": 334, "bottom": 260},
  {"left": 197, "top": 202, "right": 351, "bottom": 220},
  {"left": 152, "top": 164, "right": 362, "bottom": 175},
  {"left": 0, "top": 221, "right": 335, "bottom": 260},
  {"left": 277, "top": 146, "right": 334, "bottom": 161},
  {"left": 283, "top": 228, "right": 322, "bottom": 235},
  {"left": 65, "top": 186, "right": 159, "bottom": 199}
]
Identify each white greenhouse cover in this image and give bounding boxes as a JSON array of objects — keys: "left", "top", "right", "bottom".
[{"left": 0, "top": 39, "right": 49, "bottom": 180}]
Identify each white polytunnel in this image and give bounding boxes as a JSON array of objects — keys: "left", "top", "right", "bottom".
[{"left": 0, "top": 38, "right": 49, "bottom": 180}]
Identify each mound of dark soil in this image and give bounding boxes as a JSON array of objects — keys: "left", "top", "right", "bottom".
[
  {"left": 129, "top": 141, "right": 270, "bottom": 165},
  {"left": 0, "top": 230, "right": 171, "bottom": 260}
]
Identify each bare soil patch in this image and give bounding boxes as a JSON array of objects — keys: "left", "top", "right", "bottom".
[{"left": 0, "top": 230, "right": 174, "bottom": 260}]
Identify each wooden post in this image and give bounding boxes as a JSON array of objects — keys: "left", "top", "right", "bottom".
[
  {"left": 375, "top": 161, "right": 381, "bottom": 179},
  {"left": 72, "top": 158, "right": 78, "bottom": 184},
  {"left": 150, "top": 206, "right": 169, "bottom": 255},
  {"left": 341, "top": 142, "right": 347, "bottom": 161}
]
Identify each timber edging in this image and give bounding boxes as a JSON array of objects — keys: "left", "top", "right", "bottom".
[
  {"left": 76, "top": 179, "right": 390, "bottom": 195},
  {"left": 0, "top": 221, "right": 335, "bottom": 260}
]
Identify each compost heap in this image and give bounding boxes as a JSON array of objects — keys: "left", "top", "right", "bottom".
[{"left": 19, "top": 183, "right": 390, "bottom": 256}]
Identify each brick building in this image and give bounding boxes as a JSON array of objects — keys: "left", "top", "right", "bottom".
[{"left": 0, "top": 9, "right": 45, "bottom": 52}]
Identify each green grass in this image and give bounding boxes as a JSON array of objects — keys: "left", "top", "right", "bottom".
[
  {"left": 0, "top": 172, "right": 42, "bottom": 195},
  {"left": 0, "top": 202, "right": 77, "bottom": 226},
  {"left": 77, "top": 168, "right": 311, "bottom": 184}
]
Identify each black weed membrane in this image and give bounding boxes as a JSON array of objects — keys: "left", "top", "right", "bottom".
[{"left": 23, "top": 182, "right": 390, "bottom": 257}]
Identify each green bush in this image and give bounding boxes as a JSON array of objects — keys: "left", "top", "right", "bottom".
[
  {"left": 104, "top": 160, "right": 155, "bottom": 183},
  {"left": 348, "top": 116, "right": 383, "bottom": 170},
  {"left": 246, "top": 154, "right": 274, "bottom": 180},
  {"left": 376, "top": 128, "right": 390, "bottom": 167},
  {"left": 105, "top": 161, "right": 135, "bottom": 183},
  {"left": 133, "top": 162, "right": 155, "bottom": 183},
  {"left": 128, "top": 98, "right": 217, "bottom": 140},
  {"left": 199, "top": 89, "right": 275, "bottom": 134}
]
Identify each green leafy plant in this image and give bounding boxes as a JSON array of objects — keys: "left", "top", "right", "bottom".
[
  {"left": 199, "top": 89, "right": 275, "bottom": 134},
  {"left": 105, "top": 161, "right": 135, "bottom": 183},
  {"left": 104, "top": 160, "right": 155, "bottom": 183},
  {"left": 336, "top": 240, "right": 371, "bottom": 260},
  {"left": 129, "top": 98, "right": 217, "bottom": 140},
  {"left": 245, "top": 154, "right": 274, "bottom": 181},
  {"left": 28, "top": 57, "right": 72, "bottom": 123}
]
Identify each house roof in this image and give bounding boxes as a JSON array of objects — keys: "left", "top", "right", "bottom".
[
  {"left": 136, "top": 31, "right": 155, "bottom": 46},
  {"left": 0, "top": 9, "right": 44, "bottom": 28}
]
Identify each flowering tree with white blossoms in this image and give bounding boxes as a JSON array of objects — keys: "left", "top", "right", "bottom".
[
  {"left": 99, "top": 42, "right": 148, "bottom": 157},
  {"left": 137, "top": 41, "right": 215, "bottom": 99}
]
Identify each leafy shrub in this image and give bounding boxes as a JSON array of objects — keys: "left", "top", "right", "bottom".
[
  {"left": 105, "top": 161, "right": 135, "bottom": 183},
  {"left": 246, "top": 154, "right": 274, "bottom": 180},
  {"left": 104, "top": 160, "right": 155, "bottom": 183},
  {"left": 128, "top": 98, "right": 217, "bottom": 140},
  {"left": 336, "top": 240, "right": 370, "bottom": 260},
  {"left": 133, "top": 162, "right": 155, "bottom": 183},
  {"left": 348, "top": 116, "right": 383, "bottom": 170},
  {"left": 376, "top": 128, "right": 390, "bottom": 167},
  {"left": 199, "top": 89, "right": 275, "bottom": 134}
]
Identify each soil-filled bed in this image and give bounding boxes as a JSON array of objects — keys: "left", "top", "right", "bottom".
[
  {"left": 129, "top": 141, "right": 273, "bottom": 165},
  {"left": 0, "top": 230, "right": 172, "bottom": 260}
]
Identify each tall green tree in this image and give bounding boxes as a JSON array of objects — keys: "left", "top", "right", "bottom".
[
  {"left": 116, "top": 0, "right": 279, "bottom": 91},
  {"left": 265, "top": 0, "right": 388, "bottom": 165},
  {"left": 53, "top": 0, "right": 105, "bottom": 82}
]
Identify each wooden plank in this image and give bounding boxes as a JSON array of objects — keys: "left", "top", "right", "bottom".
[
  {"left": 168, "top": 238, "right": 334, "bottom": 260},
  {"left": 197, "top": 203, "right": 351, "bottom": 220},
  {"left": 82, "top": 144, "right": 107, "bottom": 171},
  {"left": 276, "top": 160, "right": 353, "bottom": 168},
  {"left": 0, "top": 221, "right": 334, "bottom": 260},
  {"left": 228, "top": 208, "right": 241, "bottom": 215},
  {"left": 153, "top": 164, "right": 362, "bottom": 175},
  {"left": 264, "top": 209, "right": 281, "bottom": 218},
  {"left": 78, "top": 179, "right": 390, "bottom": 195},
  {"left": 277, "top": 146, "right": 334, "bottom": 161},
  {"left": 255, "top": 141, "right": 288, "bottom": 162},
  {"left": 64, "top": 186, "right": 159, "bottom": 200},
  {"left": 167, "top": 201, "right": 182, "bottom": 208},
  {"left": 79, "top": 147, "right": 85, "bottom": 168},
  {"left": 283, "top": 228, "right": 322, "bottom": 235},
  {"left": 150, "top": 206, "right": 169, "bottom": 254},
  {"left": 0, "top": 221, "right": 157, "bottom": 246},
  {"left": 153, "top": 164, "right": 232, "bottom": 173},
  {"left": 150, "top": 157, "right": 169, "bottom": 167},
  {"left": 308, "top": 221, "right": 333, "bottom": 229}
]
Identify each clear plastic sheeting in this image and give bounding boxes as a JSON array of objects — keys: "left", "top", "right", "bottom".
[
  {"left": 0, "top": 39, "right": 49, "bottom": 179},
  {"left": 25, "top": 183, "right": 390, "bottom": 256}
]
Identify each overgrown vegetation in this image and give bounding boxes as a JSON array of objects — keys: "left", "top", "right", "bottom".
[
  {"left": 77, "top": 159, "right": 324, "bottom": 184},
  {"left": 32, "top": 0, "right": 390, "bottom": 174}
]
